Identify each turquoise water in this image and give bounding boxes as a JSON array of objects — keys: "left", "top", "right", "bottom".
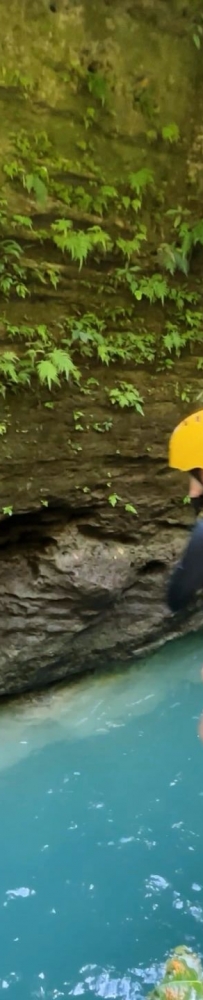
[{"left": 1, "top": 635, "right": 203, "bottom": 998}]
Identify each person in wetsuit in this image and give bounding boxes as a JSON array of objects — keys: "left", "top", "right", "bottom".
[{"left": 167, "top": 468, "right": 203, "bottom": 612}]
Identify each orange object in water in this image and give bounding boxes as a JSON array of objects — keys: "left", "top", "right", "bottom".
[{"left": 169, "top": 410, "right": 203, "bottom": 471}]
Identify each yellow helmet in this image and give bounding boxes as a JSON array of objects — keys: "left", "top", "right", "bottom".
[{"left": 169, "top": 410, "right": 203, "bottom": 471}]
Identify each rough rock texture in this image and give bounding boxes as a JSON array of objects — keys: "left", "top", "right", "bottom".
[
  {"left": 2, "top": 514, "right": 203, "bottom": 697},
  {"left": 0, "top": 0, "right": 203, "bottom": 694},
  {"left": 0, "top": 362, "right": 203, "bottom": 696}
]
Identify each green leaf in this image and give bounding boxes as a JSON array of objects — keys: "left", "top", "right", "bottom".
[
  {"left": 158, "top": 243, "right": 177, "bottom": 274},
  {"left": 108, "top": 493, "right": 121, "bottom": 507},
  {"left": 129, "top": 168, "right": 154, "bottom": 194},
  {"left": 52, "top": 219, "right": 72, "bottom": 234},
  {"left": 13, "top": 214, "right": 33, "bottom": 229},
  {"left": 161, "top": 123, "right": 180, "bottom": 143},
  {"left": 23, "top": 174, "right": 47, "bottom": 204},
  {"left": 100, "top": 185, "right": 118, "bottom": 200},
  {"left": 17, "top": 367, "right": 31, "bottom": 386},
  {"left": 52, "top": 221, "right": 111, "bottom": 267},
  {"left": 193, "top": 32, "right": 201, "bottom": 48},
  {"left": 127, "top": 272, "right": 168, "bottom": 304},
  {"left": 108, "top": 382, "right": 144, "bottom": 414},
  {"left": 179, "top": 222, "right": 193, "bottom": 258},
  {"left": 0, "top": 351, "right": 19, "bottom": 382},
  {"left": 125, "top": 503, "right": 137, "bottom": 514},
  {"left": 131, "top": 197, "right": 142, "bottom": 213},
  {"left": 163, "top": 330, "right": 182, "bottom": 356},
  {"left": 2, "top": 239, "right": 22, "bottom": 258},
  {"left": 88, "top": 226, "right": 112, "bottom": 252},
  {"left": 46, "top": 268, "right": 60, "bottom": 289},
  {"left": 122, "top": 196, "right": 130, "bottom": 210},
  {"left": 117, "top": 229, "right": 146, "bottom": 259},
  {"left": 191, "top": 220, "right": 203, "bottom": 247},
  {"left": 3, "top": 160, "right": 20, "bottom": 179},
  {"left": 87, "top": 71, "right": 108, "bottom": 105},
  {"left": 0, "top": 277, "right": 12, "bottom": 294},
  {"left": 85, "top": 107, "right": 96, "bottom": 120},
  {"left": 77, "top": 140, "right": 87, "bottom": 151},
  {"left": 174, "top": 214, "right": 181, "bottom": 229},
  {"left": 50, "top": 348, "right": 81, "bottom": 383},
  {"left": 16, "top": 283, "right": 29, "bottom": 298},
  {"left": 86, "top": 377, "right": 99, "bottom": 386},
  {"left": 37, "top": 359, "right": 60, "bottom": 391},
  {"left": 36, "top": 325, "right": 50, "bottom": 344},
  {"left": 97, "top": 343, "right": 111, "bottom": 364}
]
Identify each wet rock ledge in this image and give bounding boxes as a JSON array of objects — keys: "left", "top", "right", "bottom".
[{"left": 0, "top": 367, "right": 202, "bottom": 697}]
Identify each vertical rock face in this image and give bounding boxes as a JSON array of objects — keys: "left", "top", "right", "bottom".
[{"left": 0, "top": 0, "right": 202, "bottom": 693}]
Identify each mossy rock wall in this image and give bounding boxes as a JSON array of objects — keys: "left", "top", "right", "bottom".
[{"left": 0, "top": 0, "right": 203, "bottom": 694}]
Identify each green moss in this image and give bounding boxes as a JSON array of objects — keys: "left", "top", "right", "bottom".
[{"left": 0, "top": 0, "right": 202, "bottom": 414}]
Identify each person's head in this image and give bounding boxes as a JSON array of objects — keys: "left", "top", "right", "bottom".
[{"left": 189, "top": 468, "right": 203, "bottom": 514}]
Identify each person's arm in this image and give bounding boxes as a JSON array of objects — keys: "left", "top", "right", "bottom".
[{"left": 167, "top": 520, "right": 203, "bottom": 612}]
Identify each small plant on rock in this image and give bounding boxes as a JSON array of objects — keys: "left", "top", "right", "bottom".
[{"left": 107, "top": 382, "right": 144, "bottom": 414}]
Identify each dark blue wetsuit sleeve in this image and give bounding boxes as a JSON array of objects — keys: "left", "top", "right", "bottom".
[{"left": 167, "top": 520, "right": 203, "bottom": 612}]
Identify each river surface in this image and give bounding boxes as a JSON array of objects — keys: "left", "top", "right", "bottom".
[{"left": 1, "top": 634, "right": 203, "bottom": 998}]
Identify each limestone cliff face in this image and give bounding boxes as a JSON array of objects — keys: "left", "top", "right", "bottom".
[
  {"left": 0, "top": 364, "right": 202, "bottom": 696},
  {"left": 0, "top": 0, "right": 202, "bottom": 694}
]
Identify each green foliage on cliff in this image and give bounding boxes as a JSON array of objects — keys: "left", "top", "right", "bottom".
[{"left": 0, "top": 121, "right": 203, "bottom": 412}]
